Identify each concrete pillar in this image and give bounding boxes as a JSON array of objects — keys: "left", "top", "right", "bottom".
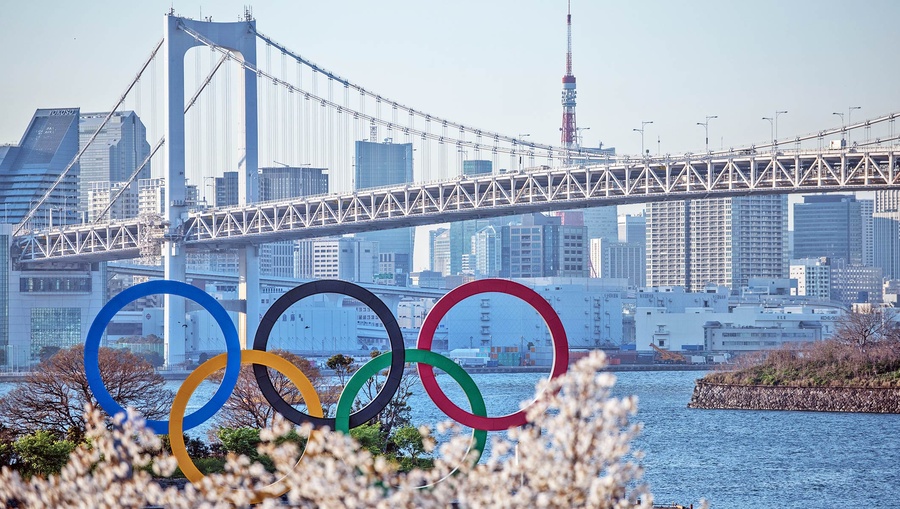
[{"left": 162, "top": 14, "right": 258, "bottom": 366}]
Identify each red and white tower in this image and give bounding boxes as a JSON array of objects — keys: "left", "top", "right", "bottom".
[{"left": 560, "top": 0, "right": 577, "bottom": 149}]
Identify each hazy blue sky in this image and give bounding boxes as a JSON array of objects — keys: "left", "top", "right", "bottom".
[
  {"left": 1, "top": 1, "right": 897, "bottom": 270},
  {"left": 2, "top": 0, "right": 898, "bottom": 152}
]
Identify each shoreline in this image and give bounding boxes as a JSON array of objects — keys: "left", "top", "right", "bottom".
[{"left": 688, "top": 381, "right": 900, "bottom": 414}]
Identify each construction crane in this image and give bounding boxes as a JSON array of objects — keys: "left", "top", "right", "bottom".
[{"left": 650, "top": 344, "right": 686, "bottom": 364}]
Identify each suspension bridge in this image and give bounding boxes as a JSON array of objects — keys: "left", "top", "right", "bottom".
[{"left": 8, "top": 13, "right": 900, "bottom": 364}]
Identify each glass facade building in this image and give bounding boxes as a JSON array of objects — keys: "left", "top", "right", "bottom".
[{"left": 0, "top": 108, "right": 80, "bottom": 229}]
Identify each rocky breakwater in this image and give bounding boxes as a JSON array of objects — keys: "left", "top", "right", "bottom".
[{"left": 688, "top": 381, "right": 900, "bottom": 413}]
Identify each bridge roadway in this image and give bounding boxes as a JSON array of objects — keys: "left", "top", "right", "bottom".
[{"left": 14, "top": 146, "right": 900, "bottom": 265}]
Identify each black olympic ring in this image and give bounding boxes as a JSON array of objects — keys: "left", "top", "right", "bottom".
[{"left": 252, "top": 280, "right": 406, "bottom": 429}]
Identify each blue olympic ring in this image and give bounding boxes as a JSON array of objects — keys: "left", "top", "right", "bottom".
[{"left": 84, "top": 280, "right": 242, "bottom": 434}]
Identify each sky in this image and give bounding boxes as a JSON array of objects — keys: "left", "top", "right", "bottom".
[{"left": 1, "top": 0, "right": 898, "bottom": 269}]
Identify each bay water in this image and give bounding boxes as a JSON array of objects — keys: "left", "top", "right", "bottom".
[{"left": 1, "top": 369, "right": 897, "bottom": 507}]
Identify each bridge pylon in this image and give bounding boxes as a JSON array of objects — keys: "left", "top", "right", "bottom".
[{"left": 162, "top": 14, "right": 259, "bottom": 366}]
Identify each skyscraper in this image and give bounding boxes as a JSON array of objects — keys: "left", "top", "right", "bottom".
[
  {"left": 259, "top": 166, "right": 329, "bottom": 277},
  {"left": 793, "top": 195, "right": 862, "bottom": 265},
  {"left": 0, "top": 108, "right": 80, "bottom": 229},
  {"left": 354, "top": 140, "right": 415, "bottom": 282},
  {"left": 78, "top": 111, "right": 150, "bottom": 217},
  {"left": 873, "top": 190, "right": 900, "bottom": 279},
  {"left": 647, "top": 196, "right": 787, "bottom": 292}
]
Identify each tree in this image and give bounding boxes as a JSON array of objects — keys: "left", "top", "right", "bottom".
[
  {"left": 0, "top": 346, "right": 172, "bottom": 441},
  {"left": 12, "top": 431, "right": 75, "bottom": 478},
  {"left": 833, "top": 308, "right": 898, "bottom": 354},
  {"left": 212, "top": 350, "right": 326, "bottom": 429},
  {"left": 351, "top": 350, "right": 417, "bottom": 454},
  {"left": 326, "top": 353, "right": 356, "bottom": 385}
]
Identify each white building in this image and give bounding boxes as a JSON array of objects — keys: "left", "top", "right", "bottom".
[
  {"left": 88, "top": 181, "right": 139, "bottom": 222},
  {"left": 294, "top": 237, "right": 378, "bottom": 283},
  {"left": 437, "top": 278, "right": 628, "bottom": 359},
  {"left": 635, "top": 301, "right": 842, "bottom": 353},
  {"left": 647, "top": 196, "right": 788, "bottom": 292},
  {"left": 790, "top": 258, "right": 831, "bottom": 300}
]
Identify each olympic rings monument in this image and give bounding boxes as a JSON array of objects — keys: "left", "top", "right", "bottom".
[
  {"left": 85, "top": 278, "right": 570, "bottom": 500},
  {"left": 80, "top": 16, "right": 572, "bottom": 500}
]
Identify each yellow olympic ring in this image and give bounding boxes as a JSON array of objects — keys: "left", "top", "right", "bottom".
[{"left": 168, "top": 350, "right": 324, "bottom": 503}]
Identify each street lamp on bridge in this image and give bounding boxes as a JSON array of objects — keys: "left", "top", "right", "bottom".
[
  {"left": 848, "top": 106, "right": 861, "bottom": 144},
  {"left": 762, "top": 111, "right": 788, "bottom": 151},
  {"left": 696, "top": 115, "right": 717, "bottom": 153},
  {"left": 633, "top": 121, "right": 653, "bottom": 158}
]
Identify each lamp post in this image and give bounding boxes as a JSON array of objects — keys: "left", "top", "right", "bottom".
[
  {"left": 848, "top": 106, "right": 861, "bottom": 144},
  {"left": 696, "top": 115, "right": 717, "bottom": 152},
  {"left": 774, "top": 110, "right": 788, "bottom": 148},
  {"left": 576, "top": 127, "right": 590, "bottom": 149},
  {"left": 833, "top": 111, "right": 845, "bottom": 144},
  {"left": 516, "top": 134, "right": 530, "bottom": 169},
  {"left": 762, "top": 117, "right": 774, "bottom": 148},
  {"left": 633, "top": 121, "right": 653, "bottom": 157}
]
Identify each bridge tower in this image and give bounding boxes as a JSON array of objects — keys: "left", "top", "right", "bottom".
[
  {"left": 560, "top": 0, "right": 577, "bottom": 151},
  {"left": 163, "top": 13, "right": 259, "bottom": 366}
]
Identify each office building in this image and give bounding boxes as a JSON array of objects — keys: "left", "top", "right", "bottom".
[
  {"left": 474, "top": 225, "right": 502, "bottom": 278},
  {"left": 429, "top": 228, "right": 450, "bottom": 275},
  {"left": 647, "top": 196, "right": 788, "bottom": 292},
  {"left": 88, "top": 181, "right": 139, "bottom": 222},
  {"left": 789, "top": 257, "right": 831, "bottom": 300},
  {"left": 258, "top": 166, "right": 329, "bottom": 277},
  {"left": 830, "top": 263, "right": 883, "bottom": 307},
  {"left": 462, "top": 160, "right": 492, "bottom": 176},
  {"left": 354, "top": 140, "right": 415, "bottom": 283},
  {"left": 860, "top": 198, "right": 874, "bottom": 267},
  {"left": 78, "top": 111, "right": 150, "bottom": 214},
  {"left": 591, "top": 238, "right": 645, "bottom": 287},
  {"left": 793, "top": 195, "right": 862, "bottom": 265},
  {"left": 501, "top": 213, "right": 588, "bottom": 278},
  {"left": 581, "top": 206, "right": 618, "bottom": 242},
  {"left": 214, "top": 171, "right": 239, "bottom": 207},
  {"left": 0, "top": 108, "right": 81, "bottom": 229},
  {"left": 294, "top": 237, "right": 378, "bottom": 282},
  {"left": 873, "top": 190, "right": 900, "bottom": 279},
  {"left": 618, "top": 213, "right": 646, "bottom": 245}
]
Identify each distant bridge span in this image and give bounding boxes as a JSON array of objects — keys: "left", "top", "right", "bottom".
[{"left": 14, "top": 146, "right": 900, "bottom": 265}]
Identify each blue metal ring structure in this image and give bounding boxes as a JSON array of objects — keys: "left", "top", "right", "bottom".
[{"left": 84, "top": 280, "right": 242, "bottom": 434}]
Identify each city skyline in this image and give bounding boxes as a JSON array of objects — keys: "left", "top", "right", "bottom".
[{"left": 1, "top": 1, "right": 898, "bottom": 156}]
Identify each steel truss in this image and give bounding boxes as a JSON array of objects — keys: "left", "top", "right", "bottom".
[{"left": 13, "top": 147, "right": 900, "bottom": 265}]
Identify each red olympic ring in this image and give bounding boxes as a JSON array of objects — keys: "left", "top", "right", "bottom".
[{"left": 416, "top": 278, "right": 569, "bottom": 431}]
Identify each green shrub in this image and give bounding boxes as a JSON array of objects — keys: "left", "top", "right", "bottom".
[{"left": 13, "top": 431, "right": 75, "bottom": 478}]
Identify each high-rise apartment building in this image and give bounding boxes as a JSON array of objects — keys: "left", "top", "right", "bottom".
[
  {"left": 0, "top": 108, "right": 81, "bottom": 229},
  {"left": 793, "top": 195, "right": 862, "bottom": 265},
  {"left": 354, "top": 140, "right": 414, "bottom": 284},
  {"left": 647, "top": 196, "right": 787, "bottom": 292},
  {"left": 78, "top": 111, "right": 150, "bottom": 214},
  {"left": 646, "top": 200, "right": 688, "bottom": 287}
]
